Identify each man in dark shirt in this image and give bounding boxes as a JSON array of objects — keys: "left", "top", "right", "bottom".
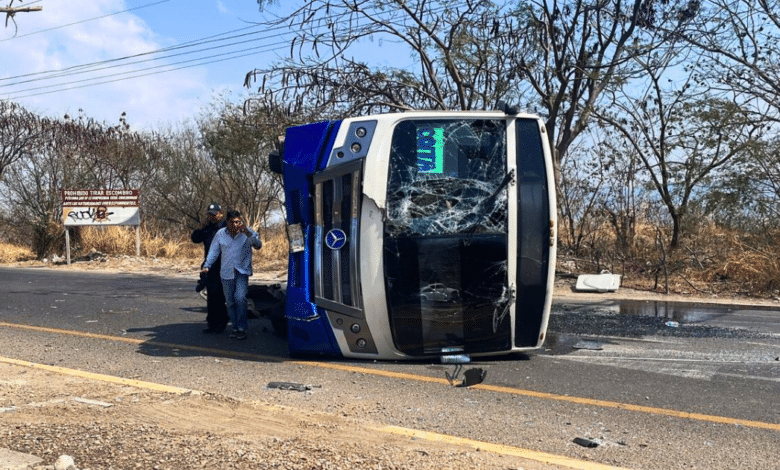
[{"left": 191, "top": 203, "right": 229, "bottom": 333}]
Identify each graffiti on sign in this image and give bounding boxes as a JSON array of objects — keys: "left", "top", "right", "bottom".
[{"left": 66, "top": 206, "right": 115, "bottom": 223}]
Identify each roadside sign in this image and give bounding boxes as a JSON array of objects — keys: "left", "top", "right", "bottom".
[
  {"left": 61, "top": 189, "right": 140, "bottom": 226},
  {"left": 60, "top": 189, "right": 142, "bottom": 263}
]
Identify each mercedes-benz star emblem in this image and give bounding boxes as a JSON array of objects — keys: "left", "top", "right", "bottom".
[{"left": 325, "top": 228, "right": 347, "bottom": 250}]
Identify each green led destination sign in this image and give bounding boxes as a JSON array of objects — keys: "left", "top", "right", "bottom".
[{"left": 416, "top": 127, "right": 444, "bottom": 173}]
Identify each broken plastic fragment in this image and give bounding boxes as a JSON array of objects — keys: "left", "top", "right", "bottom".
[
  {"left": 573, "top": 437, "right": 600, "bottom": 448},
  {"left": 572, "top": 340, "right": 603, "bottom": 350},
  {"left": 266, "top": 382, "right": 313, "bottom": 392}
]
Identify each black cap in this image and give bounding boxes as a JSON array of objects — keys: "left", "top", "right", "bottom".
[{"left": 207, "top": 203, "right": 222, "bottom": 214}]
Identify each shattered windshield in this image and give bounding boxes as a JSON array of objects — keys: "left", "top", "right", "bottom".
[{"left": 385, "top": 119, "right": 508, "bottom": 237}]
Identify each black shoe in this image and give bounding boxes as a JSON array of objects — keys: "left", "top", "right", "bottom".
[
  {"left": 202, "top": 327, "right": 221, "bottom": 334},
  {"left": 235, "top": 330, "right": 247, "bottom": 340}
]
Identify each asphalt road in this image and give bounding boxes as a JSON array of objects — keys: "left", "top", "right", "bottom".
[{"left": 1, "top": 266, "right": 779, "bottom": 469}]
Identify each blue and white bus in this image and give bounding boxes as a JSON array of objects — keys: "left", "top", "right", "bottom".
[{"left": 270, "top": 109, "right": 557, "bottom": 361}]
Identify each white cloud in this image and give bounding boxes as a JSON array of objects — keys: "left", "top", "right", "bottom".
[
  {"left": 0, "top": 0, "right": 213, "bottom": 130},
  {"left": 217, "top": 0, "right": 231, "bottom": 15}
]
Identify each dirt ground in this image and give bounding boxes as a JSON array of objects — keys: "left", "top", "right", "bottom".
[
  {"left": 3, "top": 360, "right": 571, "bottom": 470},
  {"left": 2, "top": 256, "right": 779, "bottom": 469}
]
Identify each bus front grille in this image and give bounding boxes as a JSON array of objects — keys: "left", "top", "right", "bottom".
[{"left": 312, "top": 159, "right": 364, "bottom": 318}]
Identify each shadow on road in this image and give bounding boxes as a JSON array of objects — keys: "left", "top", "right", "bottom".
[{"left": 124, "top": 315, "right": 290, "bottom": 363}]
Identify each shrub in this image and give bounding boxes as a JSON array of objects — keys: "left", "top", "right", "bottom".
[{"left": 0, "top": 242, "right": 35, "bottom": 263}]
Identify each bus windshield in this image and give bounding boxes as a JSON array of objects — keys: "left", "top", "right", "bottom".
[{"left": 385, "top": 119, "right": 507, "bottom": 237}]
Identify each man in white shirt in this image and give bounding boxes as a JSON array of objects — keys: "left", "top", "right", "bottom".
[{"left": 201, "top": 210, "right": 262, "bottom": 340}]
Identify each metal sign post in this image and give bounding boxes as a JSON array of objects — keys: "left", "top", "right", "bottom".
[{"left": 65, "top": 229, "right": 71, "bottom": 265}]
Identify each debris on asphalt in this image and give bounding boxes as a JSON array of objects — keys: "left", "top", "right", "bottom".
[
  {"left": 573, "top": 437, "right": 600, "bottom": 448},
  {"left": 572, "top": 340, "right": 604, "bottom": 350},
  {"left": 266, "top": 382, "right": 315, "bottom": 392}
]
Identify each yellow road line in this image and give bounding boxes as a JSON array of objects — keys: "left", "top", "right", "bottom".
[
  {"left": 3, "top": 321, "right": 780, "bottom": 432},
  {"left": 0, "top": 356, "right": 196, "bottom": 395},
  {"left": 0, "top": 353, "right": 626, "bottom": 470},
  {"left": 471, "top": 383, "right": 780, "bottom": 432},
  {"left": 376, "top": 425, "right": 631, "bottom": 470},
  {"left": 0, "top": 321, "right": 282, "bottom": 362}
]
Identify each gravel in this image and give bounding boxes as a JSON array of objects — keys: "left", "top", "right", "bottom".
[
  {"left": 5, "top": 422, "right": 491, "bottom": 470},
  {"left": 1, "top": 370, "right": 542, "bottom": 470}
]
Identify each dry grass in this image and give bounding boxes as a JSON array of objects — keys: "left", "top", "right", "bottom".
[
  {"left": 558, "top": 218, "right": 780, "bottom": 298},
  {"left": 68, "top": 224, "right": 286, "bottom": 270},
  {"left": 252, "top": 224, "right": 289, "bottom": 271},
  {"left": 0, "top": 224, "right": 289, "bottom": 278},
  {"left": 697, "top": 230, "right": 780, "bottom": 294},
  {"left": 71, "top": 225, "right": 289, "bottom": 269},
  {"left": 77, "top": 226, "right": 202, "bottom": 259},
  {"left": 0, "top": 242, "right": 35, "bottom": 263},
  {"left": 3, "top": 216, "right": 779, "bottom": 298}
]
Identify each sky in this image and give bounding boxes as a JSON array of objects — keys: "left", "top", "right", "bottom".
[{"left": 0, "top": 0, "right": 328, "bottom": 131}]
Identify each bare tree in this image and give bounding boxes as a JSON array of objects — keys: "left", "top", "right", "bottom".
[
  {"left": 702, "top": 135, "right": 780, "bottom": 229},
  {"left": 0, "top": 114, "right": 109, "bottom": 258},
  {"left": 250, "top": 0, "right": 696, "bottom": 194},
  {"left": 509, "top": 0, "right": 702, "bottom": 194},
  {"left": 141, "top": 98, "right": 286, "bottom": 237},
  {"left": 671, "top": 0, "right": 780, "bottom": 230},
  {"left": 749, "top": 140, "right": 780, "bottom": 221},
  {"left": 0, "top": 108, "right": 153, "bottom": 257},
  {"left": 142, "top": 123, "right": 221, "bottom": 234},
  {"left": 56, "top": 110, "right": 150, "bottom": 190},
  {"left": 556, "top": 121, "right": 650, "bottom": 280},
  {"left": 0, "top": 100, "right": 41, "bottom": 180},
  {"left": 249, "top": 0, "right": 521, "bottom": 117},
  {"left": 558, "top": 135, "right": 610, "bottom": 253},
  {"left": 200, "top": 98, "right": 284, "bottom": 229},
  {"left": 595, "top": 54, "right": 764, "bottom": 248},
  {"left": 675, "top": 0, "right": 780, "bottom": 121}
]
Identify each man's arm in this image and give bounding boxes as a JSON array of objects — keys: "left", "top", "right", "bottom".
[
  {"left": 244, "top": 228, "right": 263, "bottom": 250},
  {"left": 201, "top": 231, "right": 222, "bottom": 272},
  {"left": 191, "top": 222, "right": 207, "bottom": 243}
]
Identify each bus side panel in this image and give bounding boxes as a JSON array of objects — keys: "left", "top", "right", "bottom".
[
  {"left": 283, "top": 121, "right": 343, "bottom": 356},
  {"left": 514, "top": 119, "right": 552, "bottom": 348}
]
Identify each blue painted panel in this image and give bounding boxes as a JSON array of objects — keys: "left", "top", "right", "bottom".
[
  {"left": 285, "top": 287, "right": 341, "bottom": 356},
  {"left": 282, "top": 120, "right": 343, "bottom": 357}
]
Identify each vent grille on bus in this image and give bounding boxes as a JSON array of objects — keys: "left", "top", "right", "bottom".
[{"left": 312, "top": 159, "right": 364, "bottom": 318}]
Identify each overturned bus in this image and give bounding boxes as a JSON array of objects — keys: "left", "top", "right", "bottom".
[{"left": 269, "top": 109, "right": 557, "bottom": 361}]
